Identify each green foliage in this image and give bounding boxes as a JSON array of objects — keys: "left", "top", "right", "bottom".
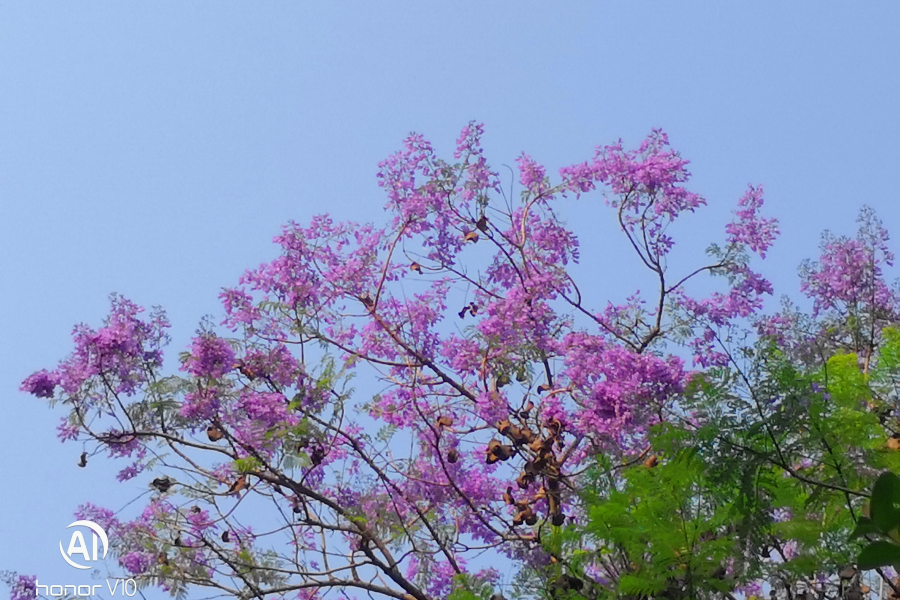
[
  {"left": 854, "top": 472, "right": 900, "bottom": 569},
  {"left": 233, "top": 456, "right": 263, "bottom": 474},
  {"left": 553, "top": 327, "right": 900, "bottom": 598}
]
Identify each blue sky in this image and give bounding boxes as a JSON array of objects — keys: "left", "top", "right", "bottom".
[{"left": 2, "top": 2, "right": 899, "bottom": 595}]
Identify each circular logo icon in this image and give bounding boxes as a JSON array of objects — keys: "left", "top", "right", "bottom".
[{"left": 59, "top": 520, "right": 109, "bottom": 569}]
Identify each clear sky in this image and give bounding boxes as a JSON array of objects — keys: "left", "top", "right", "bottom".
[{"left": 2, "top": 2, "right": 899, "bottom": 595}]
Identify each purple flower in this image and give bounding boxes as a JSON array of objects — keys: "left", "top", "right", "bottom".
[
  {"left": 8, "top": 575, "right": 36, "bottom": 600},
  {"left": 184, "top": 334, "right": 235, "bottom": 379},
  {"left": 119, "top": 551, "right": 152, "bottom": 575},
  {"left": 20, "top": 369, "right": 59, "bottom": 398}
]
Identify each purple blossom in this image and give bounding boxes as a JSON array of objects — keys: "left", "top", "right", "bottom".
[
  {"left": 184, "top": 334, "right": 235, "bottom": 379},
  {"left": 725, "top": 185, "right": 779, "bottom": 258},
  {"left": 20, "top": 369, "right": 59, "bottom": 398},
  {"left": 120, "top": 551, "right": 153, "bottom": 575},
  {"left": 55, "top": 417, "right": 80, "bottom": 442},
  {"left": 8, "top": 575, "right": 35, "bottom": 600},
  {"left": 74, "top": 502, "right": 119, "bottom": 534}
]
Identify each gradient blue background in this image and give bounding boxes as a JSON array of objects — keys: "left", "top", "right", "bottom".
[{"left": 2, "top": 2, "right": 899, "bottom": 596}]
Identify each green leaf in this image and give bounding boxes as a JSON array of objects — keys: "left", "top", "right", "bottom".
[
  {"left": 871, "top": 472, "right": 900, "bottom": 533},
  {"left": 233, "top": 457, "right": 262, "bottom": 474},
  {"left": 858, "top": 541, "right": 900, "bottom": 569},
  {"left": 850, "top": 517, "right": 881, "bottom": 540}
]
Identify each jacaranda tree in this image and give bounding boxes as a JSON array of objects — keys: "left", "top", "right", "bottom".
[{"left": 10, "top": 123, "right": 900, "bottom": 600}]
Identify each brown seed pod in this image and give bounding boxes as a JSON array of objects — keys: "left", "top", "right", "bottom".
[
  {"left": 410, "top": 262, "right": 423, "bottom": 274},
  {"left": 151, "top": 477, "right": 173, "bottom": 493},
  {"left": 237, "top": 363, "right": 258, "bottom": 380},
  {"left": 207, "top": 425, "right": 225, "bottom": 442},
  {"left": 503, "top": 487, "right": 515, "bottom": 505},
  {"left": 545, "top": 417, "right": 563, "bottom": 435},
  {"left": 78, "top": 452, "right": 88, "bottom": 468},
  {"left": 518, "top": 427, "right": 537, "bottom": 444},
  {"left": 643, "top": 455, "right": 659, "bottom": 468},
  {"left": 529, "top": 437, "right": 549, "bottom": 453},
  {"left": 547, "top": 490, "right": 560, "bottom": 515},
  {"left": 227, "top": 475, "right": 247, "bottom": 495},
  {"left": 516, "top": 470, "right": 534, "bottom": 490},
  {"left": 464, "top": 231, "right": 479, "bottom": 243},
  {"left": 551, "top": 513, "right": 566, "bottom": 527},
  {"left": 486, "top": 440, "right": 514, "bottom": 462},
  {"left": 436, "top": 415, "right": 454, "bottom": 430},
  {"left": 513, "top": 506, "right": 535, "bottom": 526},
  {"left": 475, "top": 215, "right": 489, "bottom": 232},
  {"left": 446, "top": 448, "right": 459, "bottom": 463}
]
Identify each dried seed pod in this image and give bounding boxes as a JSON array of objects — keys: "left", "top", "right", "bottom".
[
  {"left": 643, "top": 455, "right": 659, "bottom": 468},
  {"left": 486, "top": 439, "right": 514, "bottom": 462},
  {"left": 237, "top": 363, "right": 258, "bottom": 380},
  {"left": 547, "top": 490, "right": 560, "bottom": 515},
  {"left": 516, "top": 470, "right": 534, "bottom": 489},
  {"left": 513, "top": 506, "right": 535, "bottom": 526},
  {"left": 518, "top": 427, "right": 537, "bottom": 444},
  {"left": 545, "top": 417, "right": 563, "bottom": 435},
  {"left": 839, "top": 566, "right": 857, "bottom": 580},
  {"left": 503, "top": 487, "right": 515, "bottom": 505},
  {"left": 558, "top": 575, "right": 582, "bottom": 590},
  {"left": 529, "top": 437, "right": 549, "bottom": 453},
  {"left": 475, "top": 215, "right": 489, "bottom": 232},
  {"left": 464, "top": 231, "right": 479, "bottom": 243},
  {"left": 207, "top": 425, "right": 225, "bottom": 442},
  {"left": 151, "top": 477, "right": 173, "bottom": 493},
  {"left": 551, "top": 513, "right": 566, "bottom": 527},
  {"left": 227, "top": 475, "right": 247, "bottom": 495},
  {"left": 436, "top": 415, "right": 454, "bottom": 429},
  {"left": 410, "top": 262, "right": 423, "bottom": 274},
  {"left": 78, "top": 452, "right": 88, "bottom": 468},
  {"left": 446, "top": 448, "right": 459, "bottom": 463}
]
